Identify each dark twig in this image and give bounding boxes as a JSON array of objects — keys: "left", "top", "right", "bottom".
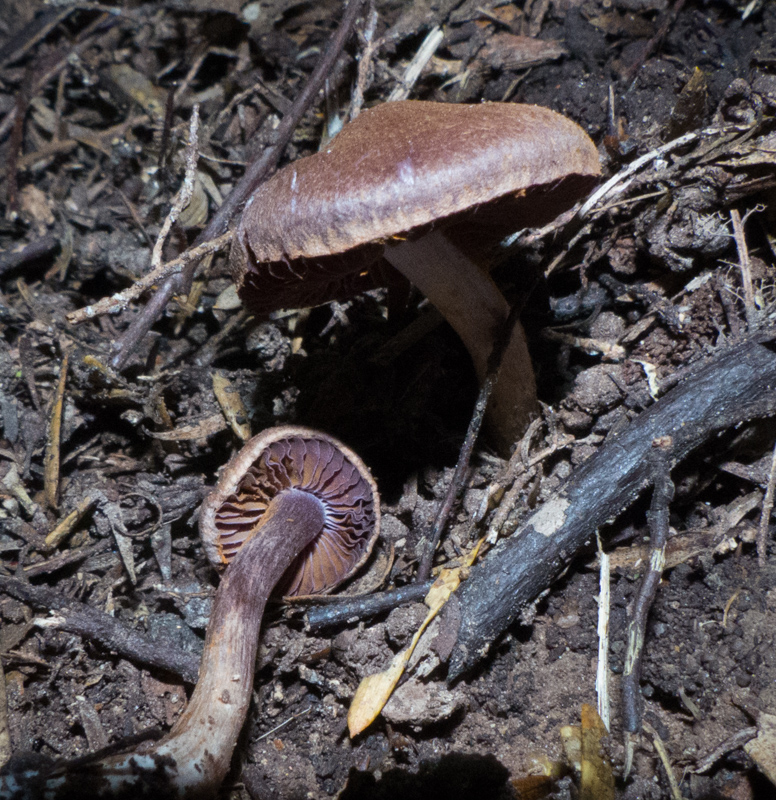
[
  {"left": 622, "top": 436, "right": 674, "bottom": 775},
  {"left": 158, "top": 85, "right": 178, "bottom": 171},
  {"left": 416, "top": 375, "right": 494, "bottom": 582},
  {"left": 22, "top": 539, "right": 111, "bottom": 578},
  {"left": 622, "top": 0, "right": 686, "bottom": 83},
  {"left": 305, "top": 581, "right": 434, "bottom": 632},
  {"left": 693, "top": 726, "right": 758, "bottom": 774},
  {"left": 0, "top": 233, "right": 59, "bottom": 277},
  {"left": 110, "top": 0, "right": 367, "bottom": 369},
  {"left": 757, "top": 440, "right": 776, "bottom": 567},
  {"left": 55, "top": 728, "right": 165, "bottom": 771},
  {"left": 5, "top": 83, "right": 28, "bottom": 219},
  {"left": 416, "top": 295, "right": 534, "bottom": 582},
  {"left": 622, "top": 436, "right": 673, "bottom": 733},
  {"left": 0, "top": 574, "right": 200, "bottom": 684}
]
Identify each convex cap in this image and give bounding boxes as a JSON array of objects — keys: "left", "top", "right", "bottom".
[{"left": 231, "top": 100, "right": 601, "bottom": 313}]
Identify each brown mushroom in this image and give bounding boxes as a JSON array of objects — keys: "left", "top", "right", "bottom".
[
  {"left": 230, "top": 101, "right": 600, "bottom": 452},
  {"left": 198, "top": 425, "right": 380, "bottom": 596},
  {"left": 0, "top": 427, "right": 379, "bottom": 799}
]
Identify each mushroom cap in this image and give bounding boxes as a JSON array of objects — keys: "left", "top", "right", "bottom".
[
  {"left": 232, "top": 100, "right": 600, "bottom": 313},
  {"left": 200, "top": 426, "right": 380, "bottom": 596}
]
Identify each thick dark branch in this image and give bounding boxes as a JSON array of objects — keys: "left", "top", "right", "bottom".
[
  {"left": 443, "top": 334, "right": 776, "bottom": 680},
  {"left": 0, "top": 575, "right": 200, "bottom": 684}
]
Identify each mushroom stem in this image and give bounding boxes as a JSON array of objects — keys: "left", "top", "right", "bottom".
[
  {"left": 0, "top": 488, "right": 326, "bottom": 800},
  {"left": 384, "top": 228, "right": 538, "bottom": 452}
]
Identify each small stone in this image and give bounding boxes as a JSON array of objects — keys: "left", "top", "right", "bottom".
[{"left": 382, "top": 677, "right": 465, "bottom": 730}]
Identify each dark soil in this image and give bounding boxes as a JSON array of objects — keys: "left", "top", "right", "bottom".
[{"left": 1, "top": 1, "right": 775, "bottom": 799}]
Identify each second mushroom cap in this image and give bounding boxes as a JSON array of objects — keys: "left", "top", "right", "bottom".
[{"left": 199, "top": 426, "right": 380, "bottom": 596}]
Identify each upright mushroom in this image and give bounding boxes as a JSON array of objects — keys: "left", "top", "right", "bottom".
[
  {"left": 230, "top": 101, "right": 600, "bottom": 452},
  {"left": 0, "top": 427, "right": 379, "bottom": 800}
]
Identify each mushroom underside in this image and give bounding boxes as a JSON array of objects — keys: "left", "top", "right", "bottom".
[
  {"left": 234, "top": 176, "right": 599, "bottom": 452},
  {"left": 0, "top": 430, "right": 381, "bottom": 800},
  {"left": 210, "top": 434, "right": 379, "bottom": 596}
]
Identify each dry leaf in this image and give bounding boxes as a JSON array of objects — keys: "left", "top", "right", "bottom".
[
  {"left": 214, "top": 284, "right": 242, "bottom": 310},
  {"left": 347, "top": 649, "right": 410, "bottom": 738},
  {"left": 178, "top": 176, "right": 209, "bottom": 228},
  {"left": 580, "top": 704, "right": 614, "bottom": 800},
  {"left": 148, "top": 414, "right": 228, "bottom": 441},
  {"left": 667, "top": 67, "right": 708, "bottom": 139},
  {"left": 560, "top": 705, "right": 614, "bottom": 800},
  {"left": 212, "top": 372, "right": 251, "bottom": 441},
  {"left": 347, "top": 542, "right": 483, "bottom": 737},
  {"left": 19, "top": 185, "right": 54, "bottom": 228},
  {"left": 108, "top": 64, "right": 166, "bottom": 120}
]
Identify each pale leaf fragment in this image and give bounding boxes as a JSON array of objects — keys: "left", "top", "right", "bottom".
[
  {"left": 560, "top": 705, "right": 614, "bottom": 800},
  {"left": 347, "top": 542, "right": 482, "bottom": 737},
  {"left": 479, "top": 33, "right": 566, "bottom": 71},
  {"left": 580, "top": 704, "right": 615, "bottom": 800},
  {"left": 347, "top": 649, "right": 409, "bottom": 738}
]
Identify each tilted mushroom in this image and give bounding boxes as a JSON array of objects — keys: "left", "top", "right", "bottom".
[
  {"left": 230, "top": 101, "right": 601, "bottom": 452},
  {"left": 198, "top": 426, "right": 379, "bottom": 596},
  {"left": 0, "top": 427, "right": 379, "bottom": 800}
]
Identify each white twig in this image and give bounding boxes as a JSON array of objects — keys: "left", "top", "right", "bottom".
[
  {"left": 66, "top": 231, "right": 232, "bottom": 324},
  {"left": 348, "top": 1, "right": 380, "bottom": 120},
  {"left": 579, "top": 124, "right": 749, "bottom": 219},
  {"left": 66, "top": 107, "right": 224, "bottom": 326},
  {"left": 730, "top": 208, "right": 758, "bottom": 328},
  {"left": 151, "top": 105, "right": 201, "bottom": 268},
  {"left": 545, "top": 123, "right": 752, "bottom": 277},
  {"left": 387, "top": 26, "right": 444, "bottom": 102},
  {"left": 595, "top": 532, "right": 611, "bottom": 732},
  {"left": 255, "top": 706, "right": 312, "bottom": 742}
]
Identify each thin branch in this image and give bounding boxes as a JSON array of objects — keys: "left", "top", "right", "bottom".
[
  {"left": 305, "top": 581, "right": 434, "bottom": 632},
  {"left": 730, "top": 208, "right": 758, "bottom": 328},
  {"left": 622, "top": 436, "right": 674, "bottom": 776},
  {"left": 347, "top": 0, "right": 379, "bottom": 120},
  {"left": 152, "top": 106, "right": 201, "bottom": 268},
  {"left": 757, "top": 440, "right": 776, "bottom": 566},
  {"left": 693, "top": 726, "right": 758, "bottom": 774},
  {"left": 66, "top": 107, "right": 204, "bottom": 325},
  {"left": 66, "top": 232, "right": 232, "bottom": 325},
  {"left": 443, "top": 335, "right": 776, "bottom": 681},
  {"left": 643, "top": 720, "right": 683, "bottom": 800},
  {"left": 595, "top": 532, "right": 611, "bottom": 733},
  {"left": 416, "top": 294, "right": 531, "bottom": 582},
  {"left": 109, "top": 0, "right": 367, "bottom": 369},
  {"left": 621, "top": 0, "right": 687, "bottom": 84},
  {"left": 416, "top": 374, "right": 494, "bottom": 582},
  {"left": 0, "top": 574, "right": 200, "bottom": 684},
  {"left": 386, "top": 25, "right": 444, "bottom": 102}
]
